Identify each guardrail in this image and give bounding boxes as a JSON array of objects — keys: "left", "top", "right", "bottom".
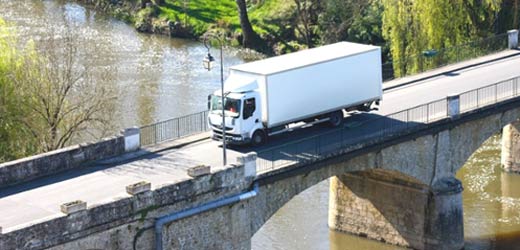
[
  {"left": 140, "top": 110, "right": 210, "bottom": 146},
  {"left": 382, "top": 33, "right": 509, "bottom": 81},
  {"left": 256, "top": 76, "right": 520, "bottom": 174}
]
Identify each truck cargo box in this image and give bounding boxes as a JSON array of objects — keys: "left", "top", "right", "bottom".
[{"left": 227, "top": 42, "right": 382, "bottom": 128}]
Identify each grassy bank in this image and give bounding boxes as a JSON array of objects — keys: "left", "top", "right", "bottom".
[
  {"left": 78, "top": 0, "right": 309, "bottom": 54},
  {"left": 139, "top": 0, "right": 297, "bottom": 53}
]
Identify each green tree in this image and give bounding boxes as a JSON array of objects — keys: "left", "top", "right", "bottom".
[
  {"left": 0, "top": 18, "right": 39, "bottom": 161},
  {"left": 382, "top": 0, "right": 502, "bottom": 77},
  {"left": 319, "top": 0, "right": 372, "bottom": 43},
  {"left": 0, "top": 19, "right": 115, "bottom": 162},
  {"left": 294, "top": 0, "right": 322, "bottom": 48}
]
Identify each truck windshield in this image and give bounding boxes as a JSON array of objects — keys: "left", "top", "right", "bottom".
[{"left": 210, "top": 95, "right": 241, "bottom": 118}]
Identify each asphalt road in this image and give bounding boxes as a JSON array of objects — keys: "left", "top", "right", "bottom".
[{"left": 1, "top": 50, "right": 520, "bottom": 232}]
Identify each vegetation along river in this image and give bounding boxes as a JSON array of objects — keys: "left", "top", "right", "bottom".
[{"left": 2, "top": 1, "right": 520, "bottom": 249}]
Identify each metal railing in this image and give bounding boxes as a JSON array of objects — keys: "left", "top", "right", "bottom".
[
  {"left": 382, "top": 33, "right": 509, "bottom": 81},
  {"left": 140, "top": 110, "right": 210, "bottom": 146},
  {"left": 256, "top": 75, "right": 520, "bottom": 174}
]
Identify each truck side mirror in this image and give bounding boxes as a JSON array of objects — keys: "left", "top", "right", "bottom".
[{"left": 207, "top": 95, "right": 212, "bottom": 110}]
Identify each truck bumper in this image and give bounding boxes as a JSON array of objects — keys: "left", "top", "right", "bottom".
[{"left": 211, "top": 130, "right": 251, "bottom": 145}]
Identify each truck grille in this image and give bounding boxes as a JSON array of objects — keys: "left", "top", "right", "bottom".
[{"left": 211, "top": 124, "right": 233, "bottom": 131}]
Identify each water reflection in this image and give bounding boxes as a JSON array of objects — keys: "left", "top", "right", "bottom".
[{"left": 0, "top": 0, "right": 244, "bottom": 134}]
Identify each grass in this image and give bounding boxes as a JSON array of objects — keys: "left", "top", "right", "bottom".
[
  {"left": 154, "top": 0, "right": 295, "bottom": 38},
  {"left": 157, "top": 0, "right": 238, "bottom": 36},
  {"left": 248, "top": 0, "right": 295, "bottom": 36}
]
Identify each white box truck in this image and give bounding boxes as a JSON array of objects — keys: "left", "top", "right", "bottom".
[{"left": 207, "top": 41, "right": 382, "bottom": 145}]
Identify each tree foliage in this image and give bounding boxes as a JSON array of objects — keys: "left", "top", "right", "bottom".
[
  {"left": 0, "top": 18, "right": 40, "bottom": 161},
  {"left": 382, "top": 0, "right": 503, "bottom": 77},
  {"left": 293, "top": 0, "right": 322, "bottom": 48},
  {"left": 0, "top": 19, "right": 115, "bottom": 162}
]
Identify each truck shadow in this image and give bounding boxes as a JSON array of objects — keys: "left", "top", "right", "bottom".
[{"left": 231, "top": 112, "right": 427, "bottom": 169}]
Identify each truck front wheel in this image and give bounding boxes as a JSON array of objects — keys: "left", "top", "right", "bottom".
[
  {"left": 252, "top": 130, "right": 266, "bottom": 146},
  {"left": 328, "top": 110, "right": 343, "bottom": 127}
]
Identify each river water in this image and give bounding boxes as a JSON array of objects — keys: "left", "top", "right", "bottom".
[{"left": 2, "top": 1, "right": 520, "bottom": 249}]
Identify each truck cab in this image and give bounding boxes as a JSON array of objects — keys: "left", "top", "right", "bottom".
[{"left": 208, "top": 90, "right": 264, "bottom": 145}]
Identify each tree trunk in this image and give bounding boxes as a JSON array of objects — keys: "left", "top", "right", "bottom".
[
  {"left": 141, "top": 0, "right": 151, "bottom": 9},
  {"left": 515, "top": 0, "right": 519, "bottom": 29},
  {"left": 235, "top": 0, "right": 263, "bottom": 49}
]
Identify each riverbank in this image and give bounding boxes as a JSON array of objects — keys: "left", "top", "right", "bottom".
[{"left": 76, "top": 0, "right": 301, "bottom": 55}]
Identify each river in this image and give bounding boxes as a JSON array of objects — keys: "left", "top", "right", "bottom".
[{"left": 2, "top": 1, "right": 520, "bottom": 249}]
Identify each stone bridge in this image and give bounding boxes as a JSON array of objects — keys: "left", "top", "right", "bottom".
[{"left": 0, "top": 31, "right": 519, "bottom": 250}]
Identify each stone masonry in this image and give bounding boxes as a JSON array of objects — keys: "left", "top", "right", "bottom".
[
  {"left": 329, "top": 171, "right": 463, "bottom": 250},
  {"left": 501, "top": 119, "right": 520, "bottom": 172},
  {"left": 0, "top": 154, "right": 256, "bottom": 250}
]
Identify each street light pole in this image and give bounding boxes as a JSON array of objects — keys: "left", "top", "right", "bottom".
[{"left": 203, "top": 34, "right": 227, "bottom": 166}]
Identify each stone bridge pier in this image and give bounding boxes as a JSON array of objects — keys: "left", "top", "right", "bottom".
[
  {"left": 501, "top": 120, "right": 520, "bottom": 173},
  {"left": 322, "top": 105, "right": 520, "bottom": 250},
  {"left": 328, "top": 171, "right": 464, "bottom": 250}
]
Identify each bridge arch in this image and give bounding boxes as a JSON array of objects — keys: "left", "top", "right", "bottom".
[{"left": 250, "top": 105, "right": 520, "bottom": 249}]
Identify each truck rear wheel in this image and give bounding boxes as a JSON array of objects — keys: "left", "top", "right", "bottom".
[
  {"left": 328, "top": 110, "right": 343, "bottom": 127},
  {"left": 252, "top": 130, "right": 266, "bottom": 146}
]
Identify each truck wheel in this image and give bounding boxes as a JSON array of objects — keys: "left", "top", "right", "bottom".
[
  {"left": 252, "top": 130, "right": 266, "bottom": 146},
  {"left": 328, "top": 110, "right": 343, "bottom": 127}
]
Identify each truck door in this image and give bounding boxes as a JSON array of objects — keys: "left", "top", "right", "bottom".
[{"left": 242, "top": 97, "right": 260, "bottom": 139}]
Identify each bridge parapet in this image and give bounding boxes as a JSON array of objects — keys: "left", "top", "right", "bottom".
[
  {"left": 508, "top": 29, "right": 519, "bottom": 49},
  {"left": 0, "top": 155, "right": 255, "bottom": 250},
  {"left": 0, "top": 128, "right": 142, "bottom": 190}
]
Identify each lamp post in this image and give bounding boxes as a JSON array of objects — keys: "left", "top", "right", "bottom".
[{"left": 203, "top": 34, "right": 227, "bottom": 166}]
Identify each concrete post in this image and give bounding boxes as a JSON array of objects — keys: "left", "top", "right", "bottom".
[
  {"left": 237, "top": 152, "right": 257, "bottom": 178},
  {"left": 124, "top": 127, "right": 140, "bottom": 152},
  {"left": 447, "top": 95, "right": 460, "bottom": 118},
  {"left": 329, "top": 172, "right": 463, "bottom": 250},
  {"left": 508, "top": 29, "right": 519, "bottom": 49},
  {"left": 501, "top": 120, "right": 520, "bottom": 173}
]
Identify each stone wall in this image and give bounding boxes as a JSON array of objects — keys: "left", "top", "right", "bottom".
[
  {"left": 0, "top": 156, "right": 255, "bottom": 250},
  {"left": 501, "top": 119, "right": 520, "bottom": 172},
  {"left": 0, "top": 135, "right": 125, "bottom": 189},
  {"left": 328, "top": 171, "right": 463, "bottom": 250}
]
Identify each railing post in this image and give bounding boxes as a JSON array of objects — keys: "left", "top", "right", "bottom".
[
  {"left": 177, "top": 118, "right": 180, "bottom": 138},
  {"left": 477, "top": 90, "right": 480, "bottom": 108},
  {"left": 153, "top": 124, "right": 157, "bottom": 145},
  {"left": 406, "top": 109, "right": 409, "bottom": 128},
  {"left": 201, "top": 112, "right": 204, "bottom": 132},
  {"left": 124, "top": 127, "right": 141, "bottom": 152},
  {"left": 447, "top": 95, "right": 460, "bottom": 119},
  {"left": 426, "top": 104, "right": 430, "bottom": 123},
  {"left": 508, "top": 29, "right": 519, "bottom": 49},
  {"left": 495, "top": 84, "right": 498, "bottom": 103},
  {"left": 513, "top": 77, "right": 518, "bottom": 96}
]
